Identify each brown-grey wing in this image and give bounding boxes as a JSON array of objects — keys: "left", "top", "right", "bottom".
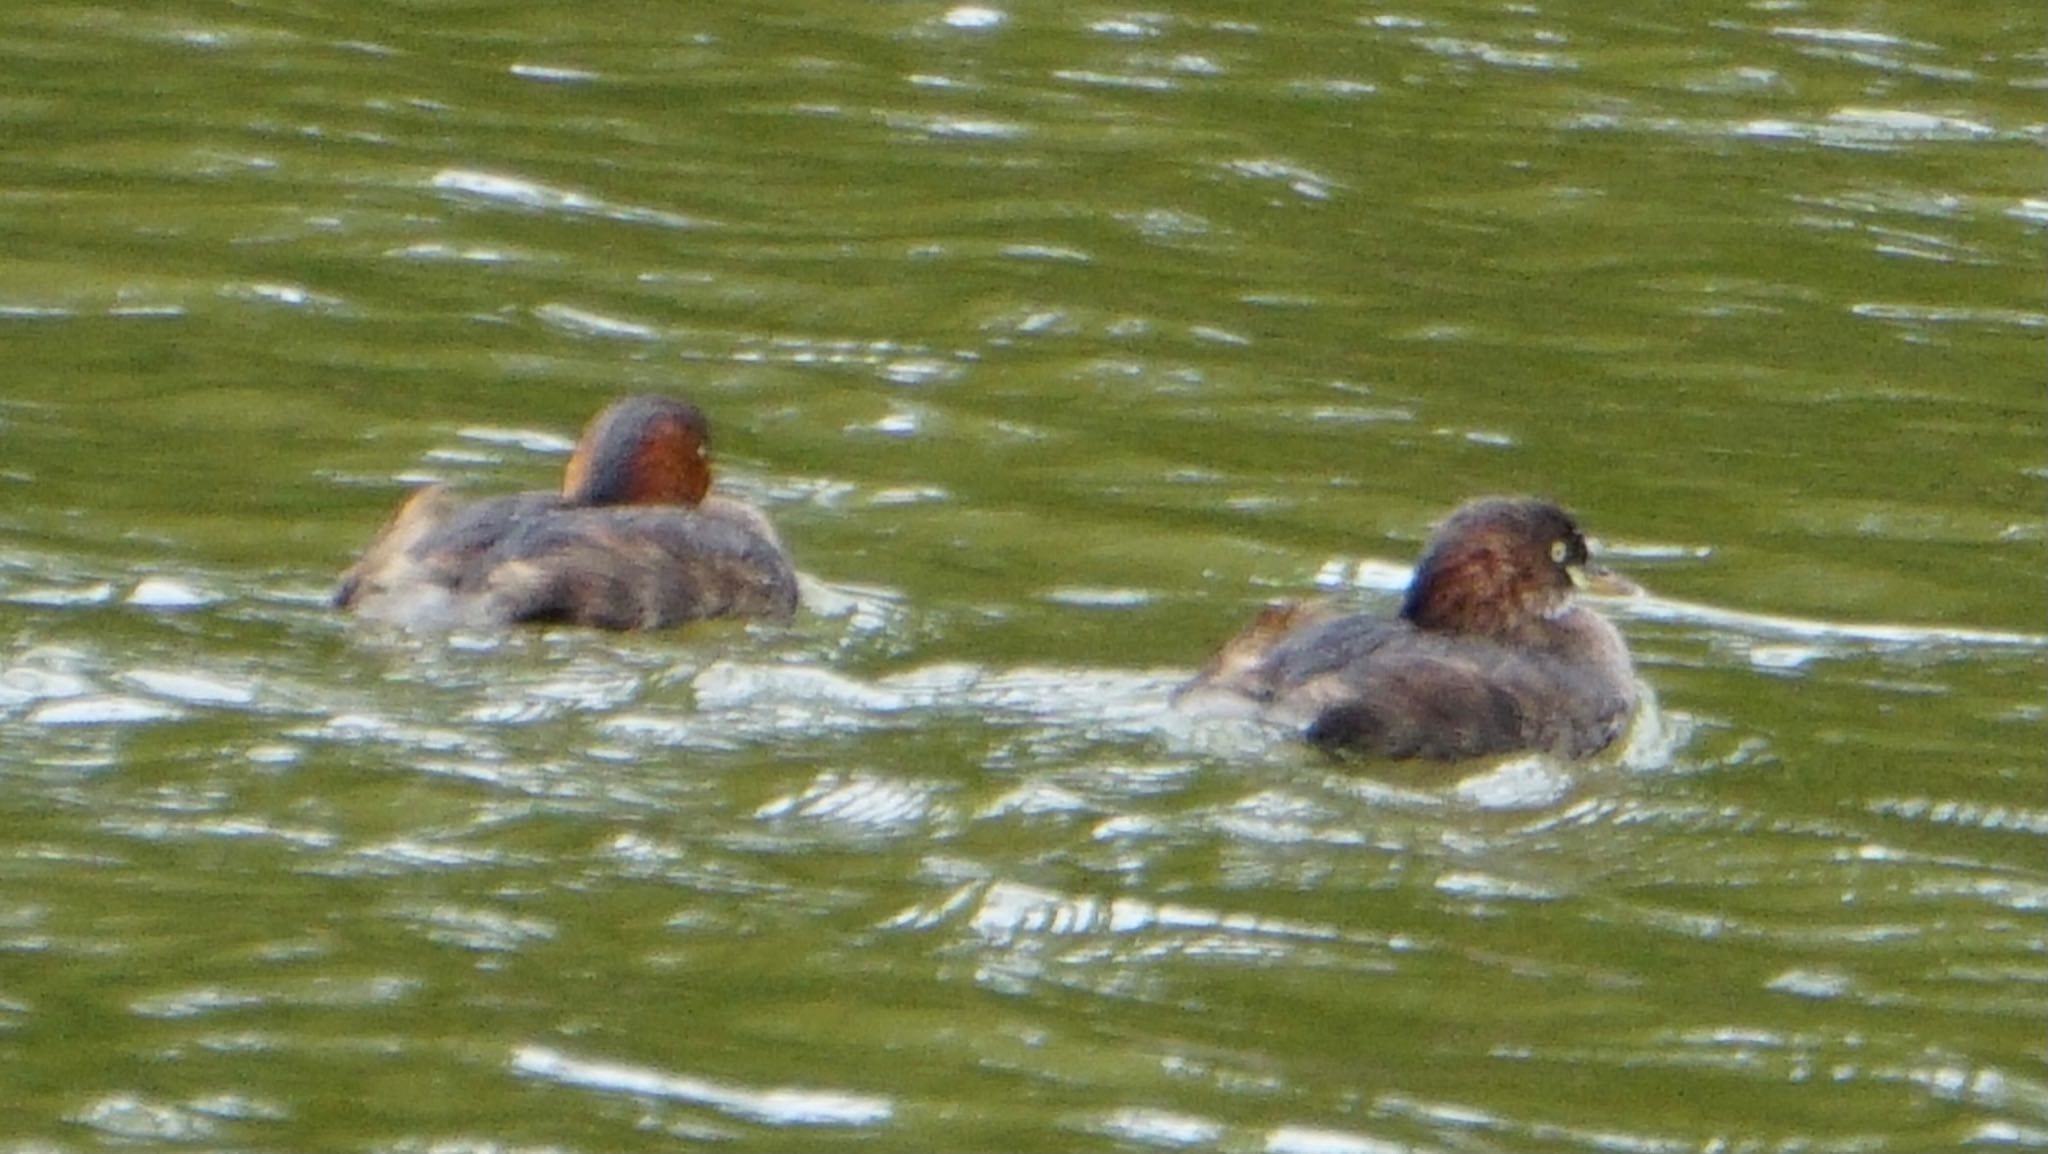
[
  {"left": 1289, "top": 646, "right": 1632, "bottom": 762},
  {"left": 334, "top": 489, "right": 559, "bottom": 610},
  {"left": 1294, "top": 652, "right": 1532, "bottom": 761},
  {"left": 1172, "top": 600, "right": 1343, "bottom": 705},
  {"left": 467, "top": 507, "right": 797, "bottom": 630},
  {"left": 1260, "top": 614, "right": 1410, "bottom": 688},
  {"left": 418, "top": 493, "right": 563, "bottom": 559},
  {"left": 626, "top": 508, "right": 798, "bottom": 624}
]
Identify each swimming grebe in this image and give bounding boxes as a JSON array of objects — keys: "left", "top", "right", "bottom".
[
  {"left": 1176, "top": 497, "right": 1639, "bottom": 761},
  {"left": 334, "top": 395, "right": 798, "bottom": 630}
]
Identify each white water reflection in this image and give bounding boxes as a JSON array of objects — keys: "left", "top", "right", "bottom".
[
  {"left": 754, "top": 769, "right": 952, "bottom": 836},
  {"left": 30, "top": 695, "right": 183, "bottom": 726},
  {"left": 429, "top": 169, "right": 699, "bottom": 230},
  {"left": 119, "top": 668, "right": 256, "bottom": 707},
  {"left": 126, "top": 576, "right": 220, "bottom": 609},
  {"left": 510, "top": 1045, "right": 894, "bottom": 1128},
  {"left": 1096, "top": 1106, "right": 1225, "bottom": 1147},
  {"left": 1265, "top": 1125, "right": 1409, "bottom": 1154},
  {"left": 893, "top": 877, "right": 1372, "bottom": 951}
]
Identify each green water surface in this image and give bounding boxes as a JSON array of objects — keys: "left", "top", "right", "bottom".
[{"left": 2, "top": 2, "right": 2043, "bottom": 1151}]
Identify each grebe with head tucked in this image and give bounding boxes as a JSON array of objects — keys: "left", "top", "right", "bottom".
[
  {"left": 334, "top": 395, "right": 797, "bottom": 631},
  {"left": 1176, "top": 497, "right": 1640, "bottom": 761}
]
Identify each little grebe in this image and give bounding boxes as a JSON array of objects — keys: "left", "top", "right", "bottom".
[
  {"left": 1175, "top": 497, "right": 1640, "bottom": 761},
  {"left": 334, "top": 395, "right": 798, "bottom": 630}
]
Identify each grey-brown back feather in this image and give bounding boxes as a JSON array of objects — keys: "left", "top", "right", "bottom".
[
  {"left": 462, "top": 504, "right": 797, "bottom": 629},
  {"left": 1215, "top": 611, "right": 1635, "bottom": 761}
]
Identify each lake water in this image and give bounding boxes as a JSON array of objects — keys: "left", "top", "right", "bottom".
[{"left": 2, "top": 2, "right": 2044, "bottom": 1151}]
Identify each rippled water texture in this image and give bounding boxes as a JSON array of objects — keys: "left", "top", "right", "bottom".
[{"left": 2, "top": 2, "right": 2043, "bottom": 1151}]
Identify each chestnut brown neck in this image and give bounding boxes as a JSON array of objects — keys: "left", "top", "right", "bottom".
[
  {"left": 561, "top": 396, "right": 711, "bottom": 507},
  {"left": 1400, "top": 499, "right": 1576, "bottom": 640}
]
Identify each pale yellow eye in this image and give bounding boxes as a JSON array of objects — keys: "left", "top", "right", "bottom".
[{"left": 1549, "top": 539, "right": 1569, "bottom": 564}]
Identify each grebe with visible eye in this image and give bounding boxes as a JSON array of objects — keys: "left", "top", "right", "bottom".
[{"left": 1176, "top": 497, "right": 1640, "bottom": 761}]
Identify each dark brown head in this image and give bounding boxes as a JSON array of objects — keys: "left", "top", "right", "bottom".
[
  {"left": 561, "top": 395, "right": 712, "bottom": 507},
  {"left": 1400, "top": 497, "right": 1632, "bottom": 640}
]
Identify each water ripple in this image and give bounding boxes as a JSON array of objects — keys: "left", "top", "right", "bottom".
[
  {"left": 754, "top": 769, "right": 951, "bottom": 837},
  {"left": 510, "top": 1045, "right": 893, "bottom": 1127},
  {"left": 429, "top": 169, "right": 699, "bottom": 230}
]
